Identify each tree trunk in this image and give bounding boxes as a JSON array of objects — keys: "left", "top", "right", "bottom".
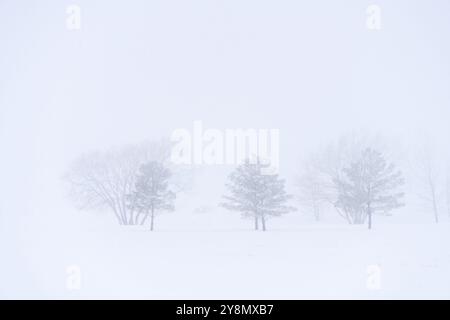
[
  {"left": 254, "top": 216, "right": 259, "bottom": 231},
  {"left": 141, "top": 211, "right": 149, "bottom": 225},
  {"left": 431, "top": 188, "right": 439, "bottom": 224},
  {"left": 313, "top": 204, "right": 320, "bottom": 221},
  {"left": 447, "top": 179, "right": 450, "bottom": 217},
  {"left": 261, "top": 215, "right": 266, "bottom": 232},
  {"left": 111, "top": 207, "right": 123, "bottom": 225},
  {"left": 447, "top": 192, "right": 450, "bottom": 218},
  {"left": 429, "top": 180, "right": 439, "bottom": 223},
  {"left": 447, "top": 178, "right": 450, "bottom": 217},
  {"left": 128, "top": 208, "right": 135, "bottom": 225},
  {"left": 432, "top": 201, "right": 439, "bottom": 224},
  {"left": 135, "top": 211, "right": 141, "bottom": 225},
  {"left": 150, "top": 207, "right": 155, "bottom": 231},
  {"left": 367, "top": 204, "right": 372, "bottom": 230},
  {"left": 354, "top": 210, "right": 364, "bottom": 225}
]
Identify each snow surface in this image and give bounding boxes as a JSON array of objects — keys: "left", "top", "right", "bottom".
[{"left": 2, "top": 202, "right": 450, "bottom": 299}]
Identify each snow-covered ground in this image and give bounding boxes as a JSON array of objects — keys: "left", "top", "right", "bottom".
[{"left": 2, "top": 204, "right": 450, "bottom": 299}]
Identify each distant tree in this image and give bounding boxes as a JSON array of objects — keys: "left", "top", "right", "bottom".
[
  {"left": 295, "top": 157, "right": 329, "bottom": 221},
  {"left": 296, "top": 133, "right": 396, "bottom": 224},
  {"left": 221, "top": 159, "right": 296, "bottom": 231},
  {"left": 413, "top": 144, "right": 441, "bottom": 223},
  {"left": 64, "top": 140, "right": 180, "bottom": 225},
  {"left": 65, "top": 145, "right": 142, "bottom": 225},
  {"left": 128, "top": 161, "right": 175, "bottom": 231},
  {"left": 334, "top": 148, "right": 405, "bottom": 229}
]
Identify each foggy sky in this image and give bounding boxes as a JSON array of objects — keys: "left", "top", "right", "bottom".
[{"left": 1, "top": 0, "right": 450, "bottom": 299}]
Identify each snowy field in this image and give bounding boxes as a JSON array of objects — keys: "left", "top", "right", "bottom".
[{"left": 2, "top": 205, "right": 450, "bottom": 299}]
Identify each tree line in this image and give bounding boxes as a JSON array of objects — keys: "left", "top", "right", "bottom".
[{"left": 65, "top": 134, "right": 450, "bottom": 231}]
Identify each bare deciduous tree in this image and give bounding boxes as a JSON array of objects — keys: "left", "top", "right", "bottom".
[
  {"left": 64, "top": 140, "right": 180, "bottom": 225},
  {"left": 413, "top": 144, "right": 442, "bottom": 223},
  {"left": 295, "top": 155, "right": 330, "bottom": 221}
]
